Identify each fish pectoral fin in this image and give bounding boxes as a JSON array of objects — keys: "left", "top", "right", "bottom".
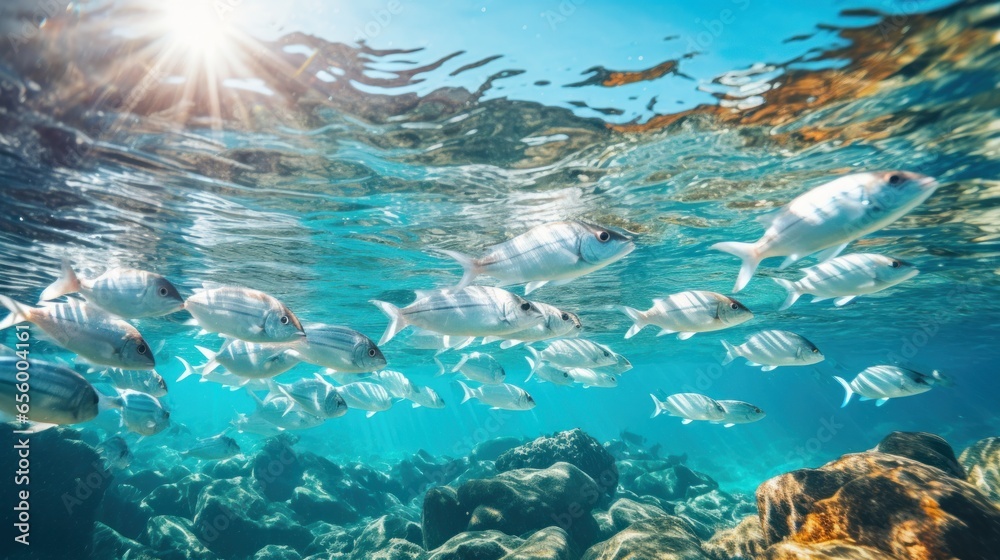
[
  {"left": 724, "top": 423, "right": 735, "bottom": 428},
  {"left": 811, "top": 296, "right": 832, "bottom": 303},
  {"left": 249, "top": 325, "right": 264, "bottom": 334},
  {"left": 677, "top": 332, "right": 696, "bottom": 340},
  {"left": 681, "top": 419, "right": 693, "bottom": 425},
  {"left": 778, "top": 255, "right": 801, "bottom": 270},
  {"left": 876, "top": 398, "right": 889, "bottom": 406},
  {"left": 655, "top": 329, "right": 676, "bottom": 337},
  {"left": 411, "top": 402, "right": 421, "bottom": 408},
  {"left": 365, "top": 411, "right": 377, "bottom": 418},
  {"left": 834, "top": 296, "right": 857, "bottom": 307},
  {"left": 524, "top": 281, "right": 549, "bottom": 295},
  {"left": 761, "top": 365, "right": 777, "bottom": 372},
  {"left": 812, "top": 242, "right": 849, "bottom": 263},
  {"left": 746, "top": 361, "right": 762, "bottom": 367},
  {"left": 858, "top": 396, "right": 872, "bottom": 401}
]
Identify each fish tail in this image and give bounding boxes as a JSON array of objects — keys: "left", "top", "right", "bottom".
[
  {"left": 833, "top": 376, "right": 854, "bottom": 408},
  {"left": 433, "top": 356, "right": 447, "bottom": 377},
  {"left": 525, "top": 346, "right": 542, "bottom": 373},
  {"left": 720, "top": 340, "right": 738, "bottom": 365},
  {"left": 619, "top": 306, "right": 646, "bottom": 339},
  {"left": 97, "top": 388, "right": 124, "bottom": 412},
  {"left": 0, "top": 295, "right": 33, "bottom": 331},
  {"left": 772, "top": 278, "right": 802, "bottom": 311},
  {"left": 39, "top": 259, "right": 81, "bottom": 302},
  {"left": 370, "top": 300, "right": 407, "bottom": 345},
  {"left": 175, "top": 356, "right": 199, "bottom": 382},
  {"left": 451, "top": 354, "right": 470, "bottom": 373},
  {"left": 499, "top": 339, "right": 522, "bottom": 350},
  {"left": 194, "top": 345, "right": 220, "bottom": 375},
  {"left": 457, "top": 380, "right": 475, "bottom": 404},
  {"left": 649, "top": 394, "right": 664, "bottom": 418},
  {"left": 711, "top": 241, "right": 761, "bottom": 293},
  {"left": 435, "top": 249, "right": 480, "bottom": 292},
  {"left": 524, "top": 357, "right": 537, "bottom": 381}
]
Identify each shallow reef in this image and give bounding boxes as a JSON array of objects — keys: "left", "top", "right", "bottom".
[{"left": 3, "top": 425, "right": 1000, "bottom": 559}]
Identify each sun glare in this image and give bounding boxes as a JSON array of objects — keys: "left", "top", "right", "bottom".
[{"left": 157, "top": 0, "right": 236, "bottom": 67}]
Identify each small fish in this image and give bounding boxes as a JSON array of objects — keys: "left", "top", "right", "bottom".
[
  {"left": 0, "top": 296, "right": 156, "bottom": 369},
  {"left": 39, "top": 260, "right": 184, "bottom": 318},
  {"left": 566, "top": 368, "right": 618, "bottom": 388},
  {"left": 450, "top": 352, "right": 506, "bottom": 384},
  {"left": 524, "top": 357, "right": 574, "bottom": 386},
  {"left": 176, "top": 356, "right": 268, "bottom": 391},
  {"left": 102, "top": 368, "right": 168, "bottom": 397},
  {"left": 773, "top": 253, "right": 919, "bottom": 310},
  {"left": 835, "top": 365, "right": 950, "bottom": 407},
  {"left": 650, "top": 393, "right": 727, "bottom": 424},
  {"left": 526, "top": 339, "right": 618, "bottom": 370},
  {"left": 182, "top": 434, "right": 241, "bottom": 460},
  {"left": 230, "top": 412, "right": 285, "bottom": 437},
  {"left": 458, "top": 381, "right": 536, "bottom": 410},
  {"left": 270, "top": 376, "right": 348, "bottom": 419},
  {"left": 716, "top": 400, "right": 766, "bottom": 427},
  {"left": 721, "top": 330, "right": 824, "bottom": 371},
  {"left": 368, "top": 370, "right": 414, "bottom": 399},
  {"left": 712, "top": 171, "right": 940, "bottom": 292},
  {"left": 620, "top": 291, "right": 753, "bottom": 339},
  {"left": 437, "top": 221, "right": 635, "bottom": 294},
  {"left": 0, "top": 357, "right": 121, "bottom": 429},
  {"left": 96, "top": 436, "right": 132, "bottom": 470},
  {"left": 371, "top": 286, "right": 544, "bottom": 345},
  {"left": 406, "top": 384, "right": 446, "bottom": 409},
  {"left": 195, "top": 340, "right": 300, "bottom": 379},
  {"left": 399, "top": 330, "right": 475, "bottom": 353},
  {"left": 291, "top": 324, "right": 385, "bottom": 373},
  {"left": 248, "top": 392, "right": 325, "bottom": 431},
  {"left": 119, "top": 389, "right": 170, "bottom": 436},
  {"left": 482, "top": 301, "right": 582, "bottom": 348},
  {"left": 596, "top": 352, "right": 633, "bottom": 374},
  {"left": 336, "top": 382, "right": 394, "bottom": 417},
  {"left": 184, "top": 286, "right": 304, "bottom": 342}
]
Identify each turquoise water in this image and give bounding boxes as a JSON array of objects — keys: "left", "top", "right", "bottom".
[{"left": 0, "top": 0, "right": 999, "bottom": 556}]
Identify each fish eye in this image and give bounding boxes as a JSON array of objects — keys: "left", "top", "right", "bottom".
[
  {"left": 812, "top": 348, "right": 819, "bottom": 353},
  {"left": 136, "top": 343, "right": 148, "bottom": 354},
  {"left": 520, "top": 303, "right": 531, "bottom": 311},
  {"left": 561, "top": 313, "right": 569, "bottom": 321},
  {"left": 280, "top": 315, "right": 290, "bottom": 325},
  {"left": 597, "top": 231, "right": 611, "bottom": 242},
  {"left": 158, "top": 287, "right": 169, "bottom": 297},
  {"left": 368, "top": 348, "right": 377, "bottom": 357},
  {"left": 603, "top": 351, "right": 610, "bottom": 357},
  {"left": 888, "top": 174, "right": 902, "bottom": 185},
  {"left": 562, "top": 372, "right": 569, "bottom": 377},
  {"left": 891, "top": 260, "right": 900, "bottom": 268},
  {"left": 729, "top": 302, "right": 739, "bottom": 310}
]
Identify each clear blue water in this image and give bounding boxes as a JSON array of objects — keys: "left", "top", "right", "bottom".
[{"left": 1, "top": 0, "right": 998, "bottom": 501}]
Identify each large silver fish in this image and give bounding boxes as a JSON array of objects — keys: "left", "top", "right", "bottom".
[
  {"left": 526, "top": 339, "right": 618, "bottom": 371},
  {"left": 524, "top": 357, "right": 574, "bottom": 386},
  {"left": 620, "top": 291, "right": 753, "bottom": 340},
  {"left": 195, "top": 340, "right": 300, "bottom": 379},
  {"left": 96, "top": 436, "right": 132, "bottom": 470},
  {"left": 119, "top": 389, "right": 170, "bottom": 436},
  {"left": 270, "top": 376, "right": 348, "bottom": 419},
  {"left": 773, "top": 253, "right": 919, "bottom": 310},
  {"left": 835, "top": 365, "right": 950, "bottom": 407},
  {"left": 450, "top": 352, "right": 506, "bottom": 384},
  {"left": 247, "top": 392, "right": 325, "bottom": 431},
  {"left": 39, "top": 261, "right": 184, "bottom": 318},
  {"left": 176, "top": 356, "right": 268, "bottom": 391},
  {"left": 0, "top": 357, "right": 121, "bottom": 428},
  {"left": 716, "top": 400, "right": 766, "bottom": 427},
  {"left": 182, "top": 434, "right": 241, "bottom": 460},
  {"left": 483, "top": 301, "right": 582, "bottom": 348},
  {"left": 0, "top": 296, "right": 156, "bottom": 369},
  {"left": 458, "top": 381, "right": 536, "bottom": 410},
  {"left": 367, "top": 370, "right": 414, "bottom": 399},
  {"left": 712, "top": 171, "right": 939, "bottom": 292},
  {"left": 566, "top": 368, "right": 618, "bottom": 388},
  {"left": 102, "top": 368, "right": 168, "bottom": 397},
  {"left": 371, "top": 286, "right": 544, "bottom": 345},
  {"left": 721, "top": 330, "right": 824, "bottom": 371},
  {"left": 336, "top": 381, "right": 394, "bottom": 417},
  {"left": 406, "top": 384, "right": 446, "bottom": 409},
  {"left": 291, "top": 324, "right": 386, "bottom": 373},
  {"left": 184, "top": 286, "right": 304, "bottom": 342},
  {"left": 438, "top": 220, "right": 634, "bottom": 294},
  {"left": 650, "top": 393, "right": 727, "bottom": 424}
]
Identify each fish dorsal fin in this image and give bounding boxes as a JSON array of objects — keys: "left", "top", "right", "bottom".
[
  {"left": 201, "top": 281, "right": 226, "bottom": 291},
  {"left": 681, "top": 419, "right": 693, "bottom": 425},
  {"left": 413, "top": 289, "right": 436, "bottom": 300},
  {"left": 524, "top": 281, "right": 548, "bottom": 295},
  {"left": 754, "top": 207, "right": 786, "bottom": 228},
  {"left": 812, "top": 243, "right": 849, "bottom": 264}
]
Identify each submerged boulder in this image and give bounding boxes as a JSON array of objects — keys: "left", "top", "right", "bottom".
[
  {"left": 501, "top": 526, "right": 576, "bottom": 560},
  {"left": 581, "top": 516, "right": 708, "bottom": 560},
  {"left": 608, "top": 497, "right": 669, "bottom": 532},
  {"left": 144, "top": 515, "right": 218, "bottom": 560},
  {"left": 761, "top": 540, "right": 895, "bottom": 559},
  {"left": 253, "top": 434, "right": 305, "bottom": 502},
  {"left": 422, "top": 486, "right": 470, "bottom": 550},
  {"left": 874, "top": 431, "right": 965, "bottom": 478},
  {"left": 472, "top": 437, "right": 524, "bottom": 462},
  {"left": 701, "top": 516, "right": 766, "bottom": 560},
  {"left": 428, "top": 530, "right": 523, "bottom": 560},
  {"left": 351, "top": 514, "right": 424, "bottom": 559},
  {"left": 496, "top": 429, "right": 618, "bottom": 499},
  {"left": 959, "top": 436, "right": 1000, "bottom": 504}
]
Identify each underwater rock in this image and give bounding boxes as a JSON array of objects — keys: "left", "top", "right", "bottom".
[
  {"left": 291, "top": 484, "right": 361, "bottom": 525},
  {"left": 124, "top": 469, "right": 172, "bottom": 497},
  {"left": 608, "top": 497, "right": 669, "bottom": 532},
  {"left": 0, "top": 425, "right": 111, "bottom": 559},
  {"left": 145, "top": 515, "right": 218, "bottom": 560},
  {"left": 495, "top": 428, "right": 619, "bottom": 499},
  {"left": 874, "top": 431, "right": 965, "bottom": 478},
  {"left": 701, "top": 516, "right": 766, "bottom": 560},
  {"left": 471, "top": 436, "right": 524, "bottom": 462},
  {"left": 101, "top": 482, "right": 154, "bottom": 540},
  {"left": 581, "top": 516, "right": 708, "bottom": 560},
  {"left": 421, "top": 486, "right": 470, "bottom": 550},
  {"left": 254, "top": 544, "right": 304, "bottom": 560},
  {"left": 675, "top": 490, "right": 755, "bottom": 540},
  {"left": 630, "top": 464, "right": 719, "bottom": 502},
  {"left": 142, "top": 472, "right": 214, "bottom": 519},
  {"left": 760, "top": 540, "right": 895, "bottom": 559},
  {"left": 500, "top": 526, "right": 576, "bottom": 560},
  {"left": 959, "top": 436, "right": 1000, "bottom": 504},
  {"left": 351, "top": 514, "right": 425, "bottom": 559},
  {"left": 428, "top": 530, "right": 523, "bottom": 560},
  {"left": 304, "top": 523, "right": 357, "bottom": 557},
  {"left": 203, "top": 455, "right": 252, "bottom": 479},
  {"left": 757, "top": 450, "right": 1000, "bottom": 559},
  {"left": 91, "top": 521, "right": 158, "bottom": 560},
  {"left": 391, "top": 450, "right": 468, "bottom": 501},
  {"left": 254, "top": 434, "right": 305, "bottom": 501}
]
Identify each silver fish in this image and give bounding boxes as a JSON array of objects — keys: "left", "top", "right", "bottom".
[
  {"left": 398, "top": 329, "right": 475, "bottom": 353},
  {"left": 450, "top": 352, "right": 505, "bottom": 384},
  {"left": 566, "top": 368, "right": 618, "bottom": 388},
  {"left": 773, "top": 253, "right": 919, "bottom": 310},
  {"left": 458, "top": 381, "right": 535, "bottom": 410},
  {"left": 712, "top": 171, "right": 939, "bottom": 292},
  {"left": 248, "top": 392, "right": 325, "bottom": 431},
  {"left": 721, "top": 330, "right": 824, "bottom": 371},
  {"left": 620, "top": 291, "right": 753, "bottom": 340},
  {"left": 483, "top": 301, "right": 582, "bottom": 348},
  {"left": 39, "top": 261, "right": 184, "bottom": 318},
  {"left": 270, "top": 376, "right": 348, "bottom": 419},
  {"left": 119, "top": 389, "right": 170, "bottom": 436},
  {"left": 182, "top": 434, "right": 241, "bottom": 460},
  {"left": 437, "top": 220, "right": 635, "bottom": 294},
  {"left": 526, "top": 339, "right": 617, "bottom": 370},
  {"left": 406, "top": 384, "right": 446, "bottom": 409},
  {"left": 524, "top": 357, "right": 574, "bottom": 386},
  {"left": 368, "top": 370, "right": 414, "bottom": 399},
  {"left": 0, "top": 296, "right": 155, "bottom": 369},
  {"left": 176, "top": 356, "right": 268, "bottom": 391},
  {"left": 336, "top": 381, "right": 394, "bottom": 417},
  {"left": 371, "top": 286, "right": 544, "bottom": 345},
  {"left": 835, "top": 365, "right": 950, "bottom": 407},
  {"left": 102, "top": 368, "right": 167, "bottom": 397},
  {"left": 291, "top": 324, "right": 385, "bottom": 373},
  {"left": 184, "top": 286, "right": 304, "bottom": 342},
  {"left": 96, "top": 436, "right": 132, "bottom": 470},
  {"left": 650, "top": 393, "right": 727, "bottom": 424},
  {"left": 0, "top": 357, "right": 121, "bottom": 428},
  {"left": 231, "top": 412, "right": 285, "bottom": 437},
  {"left": 195, "top": 340, "right": 300, "bottom": 379},
  {"left": 716, "top": 400, "right": 766, "bottom": 427},
  {"left": 596, "top": 352, "right": 633, "bottom": 375}
]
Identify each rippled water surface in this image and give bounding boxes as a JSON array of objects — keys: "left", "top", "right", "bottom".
[{"left": 1, "top": 0, "right": 999, "bottom": 493}]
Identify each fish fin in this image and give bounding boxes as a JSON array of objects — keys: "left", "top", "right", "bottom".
[
  {"left": 876, "top": 398, "right": 889, "bottom": 406},
  {"left": 0, "top": 295, "right": 33, "bottom": 331},
  {"left": 677, "top": 332, "right": 696, "bottom": 341},
  {"left": 413, "top": 289, "right": 435, "bottom": 300},
  {"left": 524, "top": 358, "right": 537, "bottom": 381},
  {"left": 858, "top": 396, "right": 872, "bottom": 401},
  {"left": 834, "top": 296, "right": 856, "bottom": 307},
  {"left": 811, "top": 296, "right": 832, "bottom": 303},
  {"left": 457, "top": 380, "right": 475, "bottom": 404},
  {"left": 365, "top": 411, "right": 377, "bottom": 418},
  {"left": 183, "top": 318, "right": 199, "bottom": 327},
  {"left": 39, "top": 259, "right": 81, "bottom": 301},
  {"left": 433, "top": 356, "right": 447, "bottom": 377},
  {"left": 772, "top": 278, "right": 802, "bottom": 311},
  {"left": 724, "top": 423, "right": 735, "bottom": 428},
  {"left": 833, "top": 376, "right": 854, "bottom": 407},
  {"left": 97, "top": 390, "right": 124, "bottom": 412},
  {"left": 453, "top": 336, "right": 475, "bottom": 350},
  {"left": 812, "top": 242, "right": 849, "bottom": 263},
  {"left": 681, "top": 419, "right": 693, "bottom": 425},
  {"left": 746, "top": 362, "right": 762, "bottom": 367},
  {"left": 248, "top": 325, "right": 263, "bottom": 334},
  {"left": 525, "top": 347, "right": 542, "bottom": 373},
  {"left": 524, "top": 281, "right": 548, "bottom": 295},
  {"left": 711, "top": 241, "right": 761, "bottom": 293},
  {"left": 176, "top": 356, "right": 199, "bottom": 382},
  {"left": 720, "top": 340, "right": 738, "bottom": 365},
  {"left": 761, "top": 365, "right": 777, "bottom": 372},
  {"left": 433, "top": 248, "right": 481, "bottom": 292},
  {"left": 197, "top": 329, "right": 210, "bottom": 336},
  {"left": 778, "top": 255, "right": 802, "bottom": 270},
  {"left": 481, "top": 336, "right": 502, "bottom": 345},
  {"left": 619, "top": 306, "right": 646, "bottom": 339},
  {"left": 194, "top": 345, "right": 216, "bottom": 360},
  {"left": 655, "top": 329, "right": 675, "bottom": 337},
  {"left": 452, "top": 354, "right": 470, "bottom": 373},
  {"left": 649, "top": 394, "right": 663, "bottom": 418},
  {"left": 411, "top": 402, "right": 421, "bottom": 408},
  {"left": 370, "top": 300, "right": 408, "bottom": 345},
  {"left": 21, "top": 422, "right": 59, "bottom": 433},
  {"left": 499, "top": 339, "right": 522, "bottom": 350}
]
